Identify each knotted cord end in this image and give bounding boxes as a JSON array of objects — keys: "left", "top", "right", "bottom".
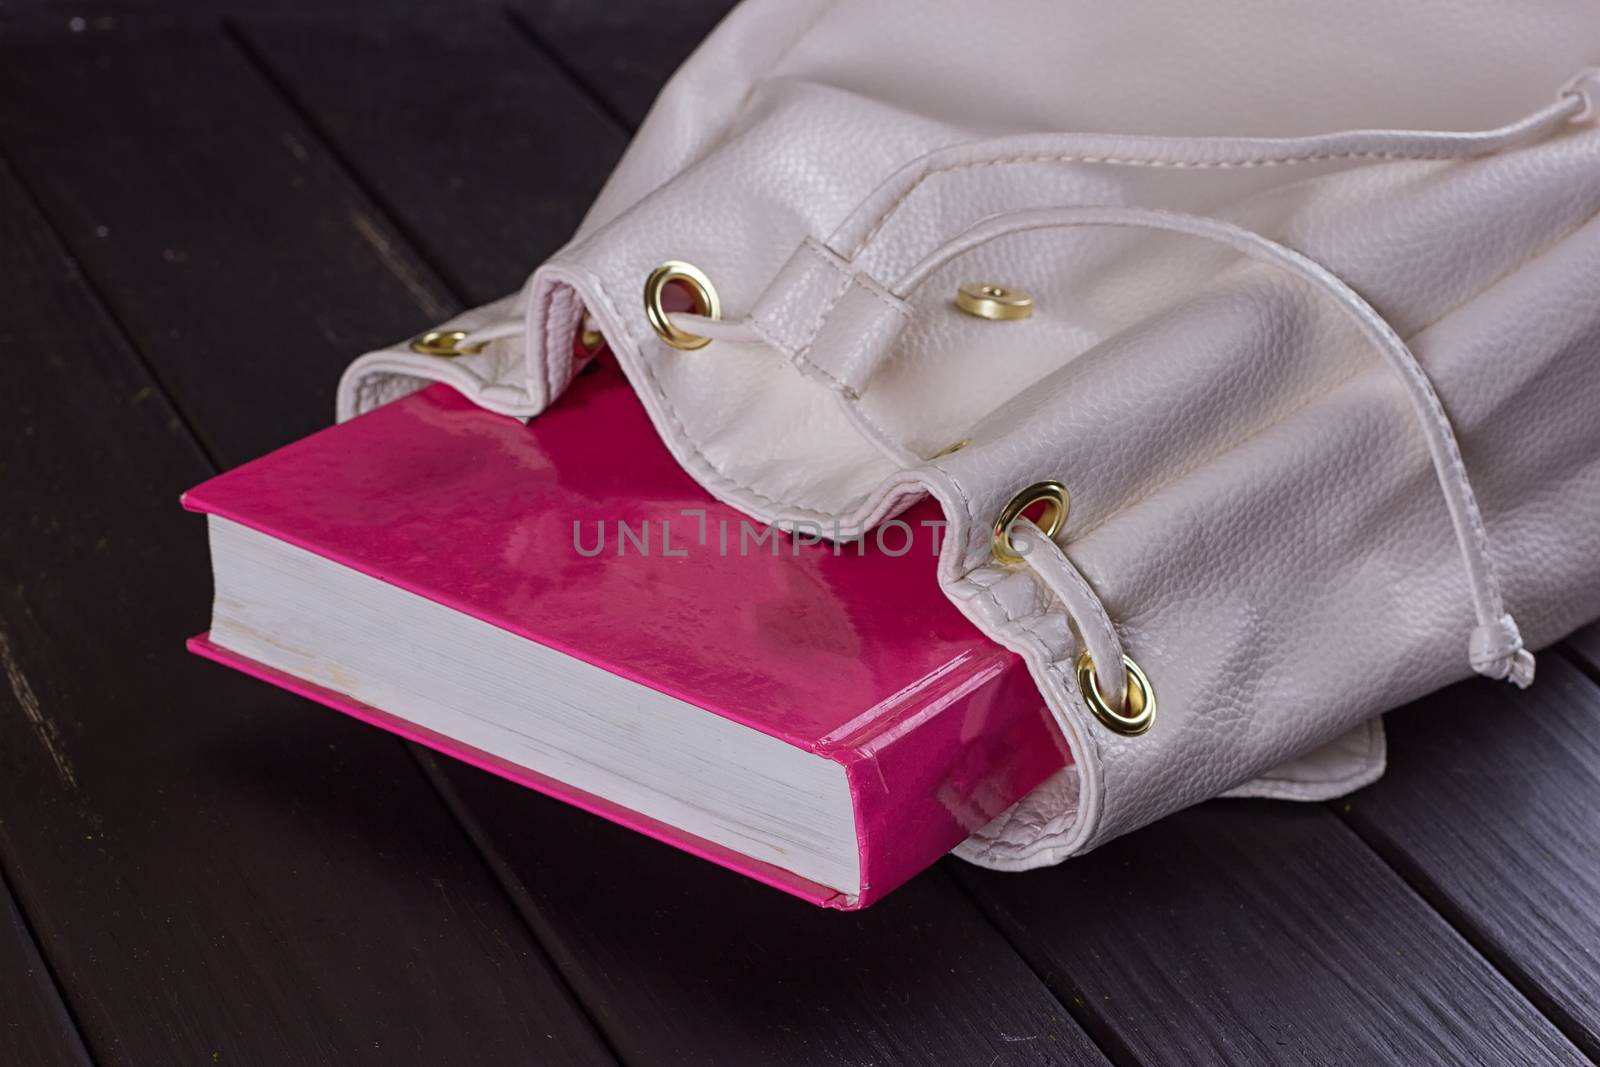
[{"left": 1469, "top": 614, "right": 1536, "bottom": 689}]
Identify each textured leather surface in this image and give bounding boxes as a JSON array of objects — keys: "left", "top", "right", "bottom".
[{"left": 338, "top": 0, "right": 1600, "bottom": 865}]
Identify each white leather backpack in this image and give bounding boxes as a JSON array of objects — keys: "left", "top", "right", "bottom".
[{"left": 338, "top": 0, "right": 1600, "bottom": 869}]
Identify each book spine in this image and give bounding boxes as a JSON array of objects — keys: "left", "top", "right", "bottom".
[{"left": 832, "top": 651, "right": 1069, "bottom": 907}]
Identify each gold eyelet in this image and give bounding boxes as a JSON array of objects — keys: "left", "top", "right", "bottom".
[
  {"left": 956, "top": 282, "right": 1034, "bottom": 321},
  {"left": 577, "top": 312, "right": 604, "bottom": 353},
  {"left": 644, "top": 260, "right": 721, "bottom": 350},
  {"left": 1076, "top": 652, "right": 1155, "bottom": 736},
  {"left": 410, "top": 329, "right": 485, "bottom": 357},
  {"left": 991, "top": 480, "right": 1070, "bottom": 565}
]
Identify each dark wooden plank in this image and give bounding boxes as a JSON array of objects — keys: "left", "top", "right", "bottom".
[
  {"left": 0, "top": 869, "right": 91, "bottom": 1066},
  {"left": 1563, "top": 619, "right": 1600, "bottom": 679},
  {"left": 238, "top": 9, "right": 627, "bottom": 304},
  {"left": 0, "top": 12, "right": 457, "bottom": 465},
  {"left": 512, "top": 8, "right": 1600, "bottom": 1058},
  {"left": 513, "top": 1, "right": 737, "bottom": 129},
  {"left": 955, "top": 802, "right": 1587, "bottom": 1066},
  {"left": 7, "top": 12, "right": 1113, "bottom": 1063},
  {"left": 77, "top": 8, "right": 1600, "bottom": 1064},
  {"left": 1346, "top": 652, "right": 1600, "bottom": 1056},
  {"left": 0, "top": 152, "right": 611, "bottom": 1064},
  {"left": 34, "top": 6, "right": 1587, "bottom": 1062},
  {"left": 426, "top": 757, "right": 1110, "bottom": 1067}
]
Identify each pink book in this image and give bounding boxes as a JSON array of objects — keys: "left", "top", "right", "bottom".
[{"left": 183, "top": 363, "right": 1065, "bottom": 909}]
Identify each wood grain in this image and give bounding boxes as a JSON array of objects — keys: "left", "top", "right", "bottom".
[
  {"left": 3, "top": 5, "right": 1596, "bottom": 1065},
  {"left": 0, "top": 870, "right": 90, "bottom": 1066},
  {"left": 0, "top": 13, "right": 457, "bottom": 465},
  {"left": 0, "top": 121, "right": 611, "bottom": 1067},
  {"left": 426, "top": 757, "right": 1110, "bottom": 1067},
  {"left": 513, "top": 1, "right": 738, "bottom": 129},
  {"left": 1563, "top": 620, "right": 1600, "bottom": 679},
  {"left": 953, "top": 802, "right": 1587, "bottom": 1067},
  {"left": 1344, "top": 655, "right": 1600, "bottom": 1056},
  {"left": 4, "top": 12, "right": 1110, "bottom": 1063},
  {"left": 239, "top": 9, "right": 627, "bottom": 303}
]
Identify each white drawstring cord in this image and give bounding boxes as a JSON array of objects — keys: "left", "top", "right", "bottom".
[
  {"left": 469, "top": 71, "right": 1599, "bottom": 354},
  {"left": 667, "top": 69, "right": 1596, "bottom": 344},
  {"left": 830, "top": 73, "right": 1595, "bottom": 257},
  {"left": 448, "top": 72, "right": 1599, "bottom": 699},
  {"left": 666, "top": 203, "right": 1539, "bottom": 694},
  {"left": 1007, "top": 520, "right": 1131, "bottom": 710},
  {"left": 893, "top": 205, "right": 1534, "bottom": 690},
  {"left": 650, "top": 314, "right": 760, "bottom": 345}
]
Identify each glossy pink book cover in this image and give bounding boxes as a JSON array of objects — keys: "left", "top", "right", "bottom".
[{"left": 184, "top": 363, "right": 1065, "bottom": 908}]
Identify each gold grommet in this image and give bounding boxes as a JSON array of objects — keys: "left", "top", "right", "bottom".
[
  {"left": 644, "top": 260, "right": 721, "bottom": 350},
  {"left": 410, "top": 329, "right": 485, "bottom": 357},
  {"left": 577, "top": 313, "right": 605, "bottom": 354},
  {"left": 1076, "top": 652, "right": 1155, "bottom": 736},
  {"left": 930, "top": 438, "right": 971, "bottom": 460},
  {"left": 956, "top": 282, "right": 1033, "bottom": 321},
  {"left": 991, "top": 480, "right": 1070, "bottom": 565}
]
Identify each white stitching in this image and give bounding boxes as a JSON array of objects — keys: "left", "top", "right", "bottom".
[
  {"left": 852, "top": 149, "right": 1424, "bottom": 256},
  {"left": 579, "top": 266, "right": 831, "bottom": 516}
]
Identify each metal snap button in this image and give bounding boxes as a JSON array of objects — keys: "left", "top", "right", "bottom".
[{"left": 956, "top": 282, "right": 1034, "bottom": 321}]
